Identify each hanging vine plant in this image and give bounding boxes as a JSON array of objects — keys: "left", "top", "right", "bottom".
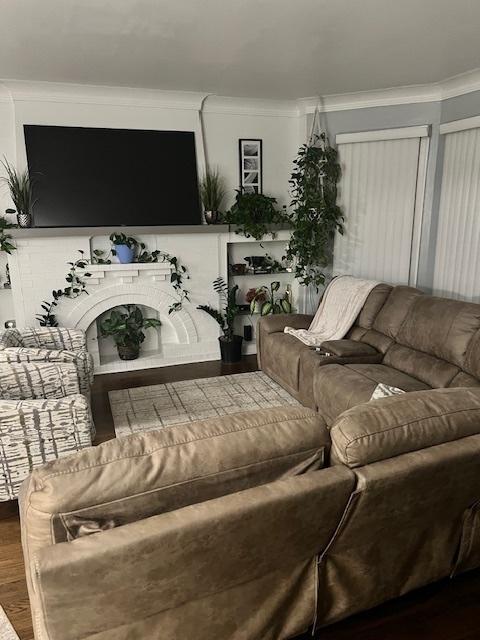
[{"left": 286, "top": 133, "right": 344, "bottom": 289}]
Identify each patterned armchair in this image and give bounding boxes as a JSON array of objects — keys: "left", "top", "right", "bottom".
[
  {"left": 0, "top": 361, "right": 95, "bottom": 501},
  {"left": 0, "top": 327, "right": 94, "bottom": 396}
]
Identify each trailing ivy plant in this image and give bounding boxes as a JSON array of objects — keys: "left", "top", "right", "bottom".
[
  {"left": 37, "top": 237, "right": 191, "bottom": 325},
  {"left": 225, "top": 190, "right": 288, "bottom": 241},
  {"left": 0, "top": 213, "right": 16, "bottom": 254},
  {"left": 37, "top": 250, "right": 92, "bottom": 327},
  {"left": 286, "top": 133, "right": 344, "bottom": 289}
]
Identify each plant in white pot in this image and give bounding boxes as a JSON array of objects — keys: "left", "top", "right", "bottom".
[
  {"left": 1, "top": 158, "right": 35, "bottom": 228},
  {"left": 199, "top": 168, "right": 226, "bottom": 224},
  {"left": 100, "top": 305, "right": 161, "bottom": 361},
  {"left": 197, "top": 277, "right": 243, "bottom": 362}
]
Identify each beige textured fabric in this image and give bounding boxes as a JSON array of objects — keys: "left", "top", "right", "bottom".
[
  {"left": 330, "top": 387, "right": 480, "bottom": 468},
  {"left": 34, "top": 468, "right": 354, "bottom": 640},
  {"left": 285, "top": 276, "right": 380, "bottom": 347},
  {"left": 20, "top": 407, "right": 348, "bottom": 640},
  {"left": 317, "top": 434, "right": 480, "bottom": 626}
]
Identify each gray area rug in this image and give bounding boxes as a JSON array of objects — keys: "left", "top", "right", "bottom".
[
  {"left": 0, "top": 606, "right": 19, "bottom": 640},
  {"left": 109, "top": 371, "right": 299, "bottom": 438}
]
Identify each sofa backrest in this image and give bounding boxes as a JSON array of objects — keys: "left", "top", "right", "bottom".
[
  {"left": 20, "top": 406, "right": 329, "bottom": 557},
  {"left": 382, "top": 294, "right": 480, "bottom": 387},
  {"left": 346, "top": 283, "right": 392, "bottom": 341}
]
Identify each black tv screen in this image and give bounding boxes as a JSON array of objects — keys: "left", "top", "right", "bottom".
[{"left": 24, "top": 125, "right": 201, "bottom": 227}]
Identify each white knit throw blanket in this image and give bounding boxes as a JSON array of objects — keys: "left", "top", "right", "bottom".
[{"left": 285, "top": 275, "right": 380, "bottom": 347}]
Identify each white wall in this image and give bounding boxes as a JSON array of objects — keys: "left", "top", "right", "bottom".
[{"left": 0, "top": 82, "right": 298, "bottom": 213}]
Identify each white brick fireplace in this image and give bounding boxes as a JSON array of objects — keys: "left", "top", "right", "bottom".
[{"left": 7, "top": 226, "right": 294, "bottom": 374}]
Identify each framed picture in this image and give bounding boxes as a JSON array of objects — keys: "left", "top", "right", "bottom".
[{"left": 239, "top": 139, "right": 263, "bottom": 193}]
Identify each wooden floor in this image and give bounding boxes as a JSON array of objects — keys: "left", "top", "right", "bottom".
[{"left": 1, "top": 356, "right": 479, "bottom": 639}]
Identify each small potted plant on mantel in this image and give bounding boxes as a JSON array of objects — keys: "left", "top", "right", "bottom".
[
  {"left": 1, "top": 158, "right": 35, "bottom": 228},
  {"left": 199, "top": 168, "right": 226, "bottom": 224},
  {"left": 109, "top": 233, "right": 138, "bottom": 264},
  {"left": 100, "top": 304, "right": 162, "bottom": 360},
  {"left": 197, "top": 277, "right": 243, "bottom": 363}
]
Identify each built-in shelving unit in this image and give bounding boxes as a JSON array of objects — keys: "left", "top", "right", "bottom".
[{"left": 226, "top": 232, "right": 295, "bottom": 356}]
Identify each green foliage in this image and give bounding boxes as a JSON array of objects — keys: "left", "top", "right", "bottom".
[
  {"left": 249, "top": 281, "right": 292, "bottom": 316},
  {"left": 225, "top": 190, "right": 288, "bottom": 240},
  {"left": 36, "top": 250, "right": 92, "bottom": 327},
  {"left": 100, "top": 304, "right": 161, "bottom": 348},
  {"left": 286, "top": 133, "right": 344, "bottom": 289},
  {"left": 197, "top": 277, "right": 240, "bottom": 340},
  {"left": 0, "top": 157, "right": 35, "bottom": 216},
  {"left": 109, "top": 233, "right": 138, "bottom": 251},
  {"left": 93, "top": 235, "right": 190, "bottom": 313},
  {"left": 0, "top": 215, "right": 16, "bottom": 254},
  {"left": 199, "top": 167, "right": 226, "bottom": 212}
]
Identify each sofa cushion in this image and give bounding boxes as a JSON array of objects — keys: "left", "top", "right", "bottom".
[
  {"left": 330, "top": 387, "right": 480, "bottom": 468},
  {"left": 354, "top": 283, "right": 392, "bottom": 329},
  {"left": 373, "top": 286, "right": 423, "bottom": 339},
  {"left": 396, "top": 295, "right": 480, "bottom": 369},
  {"left": 383, "top": 343, "right": 459, "bottom": 388},
  {"left": 21, "top": 407, "right": 329, "bottom": 547},
  {"left": 261, "top": 332, "right": 310, "bottom": 392},
  {"left": 313, "top": 363, "right": 429, "bottom": 424}
]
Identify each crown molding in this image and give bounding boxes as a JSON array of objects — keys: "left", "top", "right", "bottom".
[
  {"left": 297, "top": 67, "right": 480, "bottom": 114},
  {"left": 2, "top": 66, "right": 479, "bottom": 116},
  {"left": 0, "top": 80, "right": 209, "bottom": 111},
  {"left": 201, "top": 95, "right": 298, "bottom": 118},
  {"left": 440, "top": 67, "right": 480, "bottom": 100}
]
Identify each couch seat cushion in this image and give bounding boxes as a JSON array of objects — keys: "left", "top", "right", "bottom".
[
  {"left": 262, "top": 332, "right": 311, "bottom": 393},
  {"left": 314, "top": 363, "right": 430, "bottom": 424}
]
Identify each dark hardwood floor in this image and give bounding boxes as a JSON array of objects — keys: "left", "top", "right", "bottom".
[{"left": 1, "top": 355, "right": 479, "bottom": 639}]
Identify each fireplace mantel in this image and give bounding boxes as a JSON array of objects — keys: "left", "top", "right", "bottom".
[{"left": 10, "top": 224, "right": 230, "bottom": 238}]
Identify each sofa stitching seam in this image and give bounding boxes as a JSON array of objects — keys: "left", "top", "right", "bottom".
[
  {"left": 342, "top": 404, "right": 480, "bottom": 464},
  {"left": 37, "top": 410, "right": 316, "bottom": 485}
]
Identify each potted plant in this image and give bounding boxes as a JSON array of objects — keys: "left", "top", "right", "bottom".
[
  {"left": 199, "top": 168, "right": 226, "bottom": 224},
  {"left": 249, "top": 281, "right": 292, "bottom": 316},
  {"left": 245, "top": 287, "right": 266, "bottom": 313},
  {"left": 99, "top": 304, "right": 161, "bottom": 360},
  {"left": 197, "top": 277, "right": 243, "bottom": 363},
  {"left": 1, "top": 158, "right": 35, "bottom": 228},
  {"left": 110, "top": 233, "right": 138, "bottom": 264},
  {"left": 225, "top": 190, "right": 288, "bottom": 240},
  {"left": 0, "top": 215, "right": 16, "bottom": 254},
  {"left": 286, "top": 133, "right": 344, "bottom": 289}
]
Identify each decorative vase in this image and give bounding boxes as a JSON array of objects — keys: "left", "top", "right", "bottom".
[
  {"left": 219, "top": 335, "right": 243, "bottom": 363},
  {"left": 117, "top": 344, "right": 140, "bottom": 360},
  {"left": 17, "top": 213, "right": 32, "bottom": 228},
  {"left": 115, "top": 244, "right": 135, "bottom": 264},
  {"left": 204, "top": 210, "right": 220, "bottom": 225}
]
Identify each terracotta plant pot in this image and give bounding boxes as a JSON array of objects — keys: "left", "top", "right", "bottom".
[
  {"left": 219, "top": 335, "right": 243, "bottom": 363},
  {"left": 117, "top": 344, "right": 140, "bottom": 360}
]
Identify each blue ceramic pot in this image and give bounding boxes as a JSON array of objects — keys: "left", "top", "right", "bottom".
[{"left": 115, "top": 244, "right": 135, "bottom": 264}]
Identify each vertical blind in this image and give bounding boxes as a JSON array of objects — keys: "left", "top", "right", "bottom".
[
  {"left": 433, "top": 125, "right": 480, "bottom": 301},
  {"left": 334, "top": 132, "right": 427, "bottom": 284}
]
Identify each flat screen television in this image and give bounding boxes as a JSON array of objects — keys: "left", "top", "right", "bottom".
[{"left": 24, "top": 125, "right": 202, "bottom": 227}]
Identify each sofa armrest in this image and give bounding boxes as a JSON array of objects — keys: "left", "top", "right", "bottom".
[
  {"left": 258, "top": 313, "right": 313, "bottom": 335},
  {"left": 320, "top": 339, "right": 380, "bottom": 358},
  {"left": 31, "top": 467, "right": 354, "bottom": 640},
  {"left": 0, "top": 347, "right": 94, "bottom": 393},
  {"left": 330, "top": 387, "right": 480, "bottom": 468},
  {"left": 0, "top": 362, "right": 81, "bottom": 400},
  {"left": 18, "top": 327, "right": 88, "bottom": 351},
  {"left": 1, "top": 395, "right": 94, "bottom": 501}
]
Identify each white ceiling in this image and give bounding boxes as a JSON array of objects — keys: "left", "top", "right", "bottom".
[{"left": 1, "top": 0, "right": 480, "bottom": 100}]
